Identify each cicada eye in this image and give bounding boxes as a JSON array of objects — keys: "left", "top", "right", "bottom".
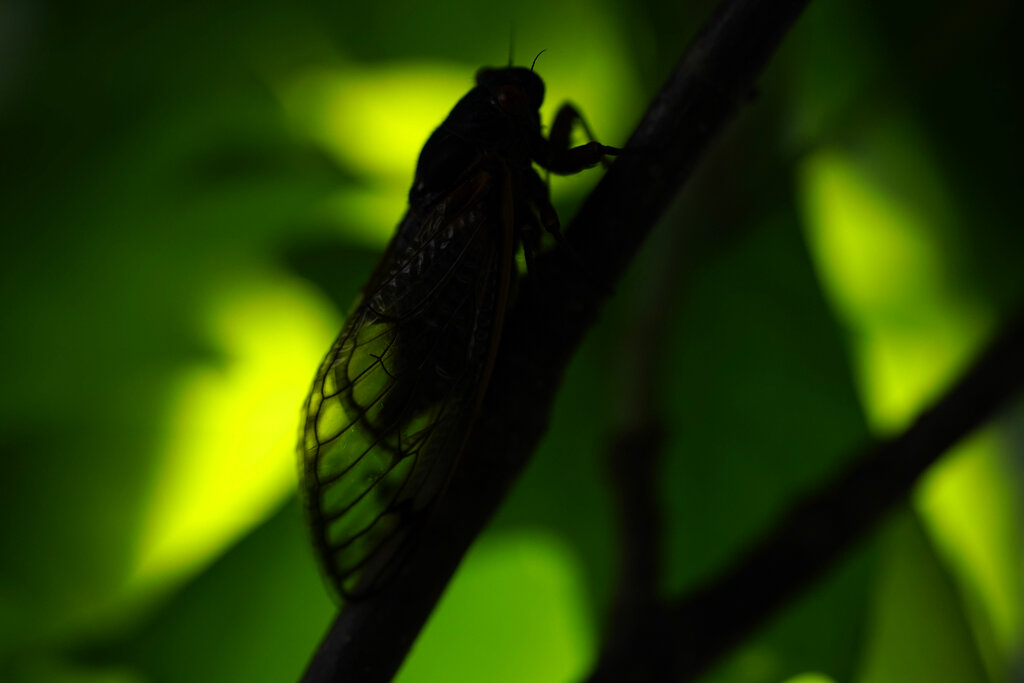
[{"left": 496, "top": 84, "right": 529, "bottom": 115}]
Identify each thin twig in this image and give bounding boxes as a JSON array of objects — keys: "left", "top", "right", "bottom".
[
  {"left": 302, "top": 0, "right": 813, "bottom": 680},
  {"left": 591, "top": 202, "right": 694, "bottom": 681}
]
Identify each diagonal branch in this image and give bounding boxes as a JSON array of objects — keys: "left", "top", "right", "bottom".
[
  {"left": 301, "top": 0, "right": 813, "bottom": 680},
  {"left": 583, "top": 305, "right": 1024, "bottom": 682},
  {"left": 660, "top": 306, "right": 1024, "bottom": 681}
]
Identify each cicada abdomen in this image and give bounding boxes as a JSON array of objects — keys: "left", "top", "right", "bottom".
[{"left": 299, "top": 65, "right": 616, "bottom": 601}]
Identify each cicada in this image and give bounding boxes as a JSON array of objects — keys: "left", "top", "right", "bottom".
[{"left": 299, "top": 64, "right": 617, "bottom": 600}]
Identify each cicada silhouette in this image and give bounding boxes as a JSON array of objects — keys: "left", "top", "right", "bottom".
[{"left": 299, "top": 64, "right": 617, "bottom": 600}]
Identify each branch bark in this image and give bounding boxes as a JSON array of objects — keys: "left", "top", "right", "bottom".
[{"left": 302, "top": 0, "right": 814, "bottom": 680}]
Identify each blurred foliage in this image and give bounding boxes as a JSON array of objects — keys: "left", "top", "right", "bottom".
[{"left": 1, "top": 0, "right": 1022, "bottom": 682}]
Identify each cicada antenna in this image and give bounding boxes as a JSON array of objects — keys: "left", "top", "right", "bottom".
[
  {"left": 508, "top": 26, "right": 515, "bottom": 66},
  {"left": 531, "top": 49, "right": 546, "bottom": 72}
]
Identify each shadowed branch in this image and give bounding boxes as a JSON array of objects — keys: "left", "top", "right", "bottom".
[
  {"left": 300, "top": 0, "right": 825, "bottom": 680},
  {"left": 587, "top": 306, "right": 1024, "bottom": 681}
]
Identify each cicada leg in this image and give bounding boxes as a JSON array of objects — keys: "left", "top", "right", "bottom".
[{"left": 542, "top": 103, "right": 620, "bottom": 174}]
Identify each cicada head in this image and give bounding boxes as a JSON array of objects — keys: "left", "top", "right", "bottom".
[
  {"left": 475, "top": 66, "right": 545, "bottom": 126},
  {"left": 433, "top": 67, "right": 545, "bottom": 149},
  {"left": 413, "top": 67, "right": 548, "bottom": 206}
]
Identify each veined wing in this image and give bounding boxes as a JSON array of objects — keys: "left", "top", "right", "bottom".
[{"left": 299, "top": 168, "right": 511, "bottom": 600}]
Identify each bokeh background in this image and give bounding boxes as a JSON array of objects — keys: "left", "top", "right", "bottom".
[{"left": 1, "top": 0, "right": 1022, "bottom": 681}]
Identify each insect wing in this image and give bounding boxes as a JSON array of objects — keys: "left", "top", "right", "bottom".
[{"left": 300, "top": 169, "right": 506, "bottom": 599}]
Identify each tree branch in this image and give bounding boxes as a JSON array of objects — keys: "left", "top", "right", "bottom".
[
  {"left": 660, "top": 306, "right": 1024, "bottom": 681},
  {"left": 302, "top": 0, "right": 812, "bottom": 680},
  {"left": 579, "top": 305, "right": 1024, "bottom": 682}
]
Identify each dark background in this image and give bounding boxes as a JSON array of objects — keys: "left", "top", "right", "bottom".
[{"left": 1, "top": 0, "right": 1022, "bottom": 681}]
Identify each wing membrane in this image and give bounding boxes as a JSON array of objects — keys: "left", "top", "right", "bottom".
[{"left": 299, "top": 169, "right": 508, "bottom": 599}]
